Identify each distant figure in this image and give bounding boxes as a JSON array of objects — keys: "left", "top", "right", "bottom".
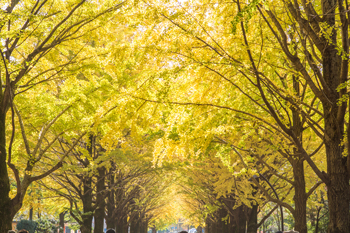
[
  {"left": 106, "top": 229, "right": 115, "bottom": 233},
  {"left": 179, "top": 231, "right": 188, "bottom": 233}
]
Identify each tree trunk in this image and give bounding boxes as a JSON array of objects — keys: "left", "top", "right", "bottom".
[
  {"left": 123, "top": 216, "right": 129, "bottom": 233},
  {"left": 29, "top": 208, "right": 33, "bottom": 221},
  {"left": 205, "top": 217, "right": 210, "bottom": 233},
  {"left": 322, "top": 1, "right": 350, "bottom": 233},
  {"left": 0, "top": 203, "right": 12, "bottom": 233},
  {"left": 211, "top": 214, "right": 217, "bottom": 233},
  {"left": 80, "top": 176, "right": 93, "bottom": 233},
  {"left": 247, "top": 204, "right": 258, "bottom": 233},
  {"left": 80, "top": 136, "right": 94, "bottom": 233},
  {"left": 151, "top": 227, "right": 157, "bottom": 233},
  {"left": 0, "top": 111, "right": 12, "bottom": 233},
  {"left": 323, "top": 94, "right": 349, "bottom": 233},
  {"left": 115, "top": 215, "right": 128, "bottom": 233},
  {"left": 142, "top": 219, "right": 148, "bottom": 233},
  {"left": 94, "top": 167, "right": 106, "bottom": 233},
  {"left": 59, "top": 212, "right": 66, "bottom": 233},
  {"left": 115, "top": 185, "right": 126, "bottom": 233},
  {"left": 220, "top": 208, "right": 229, "bottom": 233},
  {"left": 324, "top": 74, "right": 350, "bottom": 233},
  {"left": 293, "top": 159, "right": 307, "bottom": 233},
  {"left": 326, "top": 138, "right": 349, "bottom": 233},
  {"left": 289, "top": 74, "right": 307, "bottom": 233},
  {"left": 229, "top": 215, "right": 236, "bottom": 233},
  {"left": 115, "top": 214, "right": 127, "bottom": 233},
  {"left": 106, "top": 171, "right": 115, "bottom": 229},
  {"left": 116, "top": 221, "right": 124, "bottom": 233},
  {"left": 130, "top": 213, "right": 140, "bottom": 233},
  {"left": 235, "top": 206, "right": 246, "bottom": 233}
]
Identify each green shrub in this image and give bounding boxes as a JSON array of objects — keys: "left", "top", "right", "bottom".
[
  {"left": 16, "top": 220, "right": 37, "bottom": 233},
  {"left": 35, "top": 219, "right": 59, "bottom": 233}
]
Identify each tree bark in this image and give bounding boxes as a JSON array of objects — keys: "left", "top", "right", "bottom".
[
  {"left": 94, "top": 167, "right": 106, "bottom": 233},
  {"left": 0, "top": 203, "right": 12, "bottom": 233},
  {"left": 115, "top": 215, "right": 128, "bottom": 233},
  {"left": 115, "top": 183, "right": 126, "bottom": 233},
  {"left": 324, "top": 98, "right": 349, "bottom": 233},
  {"left": 0, "top": 110, "right": 12, "bottom": 233},
  {"left": 29, "top": 208, "right": 33, "bottom": 221},
  {"left": 322, "top": 0, "right": 350, "bottom": 230},
  {"left": 59, "top": 212, "right": 66, "bottom": 233},
  {"left": 79, "top": 136, "right": 94, "bottom": 233},
  {"left": 247, "top": 204, "right": 258, "bottom": 233},
  {"left": 290, "top": 75, "right": 307, "bottom": 233},
  {"left": 116, "top": 221, "right": 124, "bottom": 233},
  {"left": 293, "top": 159, "right": 307, "bottom": 233},
  {"left": 130, "top": 212, "right": 140, "bottom": 233},
  {"left": 235, "top": 206, "right": 246, "bottom": 233},
  {"left": 106, "top": 171, "right": 116, "bottom": 229},
  {"left": 80, "top": 176, "right": 93, "bottom": 233},
  {"left": 123, "top": 216, "right": 129, "bottom": 233},
  {"left": 205, "top": 216, "right": 210, "bottom": 233},
  {"left": 142, "top": 219, "right": 148, "bottom": 233},
  {"left": 229, "top": 215, "right": 236, "bottom": 233},
  {"left": 220, "top": 208, "right": 229, "bottom": 233},
  {"left": 212, "top": 213, "right": 218, "bottom": 233}
]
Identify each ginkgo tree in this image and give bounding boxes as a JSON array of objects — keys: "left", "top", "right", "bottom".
[
  {"left": 0, "top": 0, "right": 126, "bottom": 231},
  {"left": 3, "top": 1, "right": 349, "bottom": 233},
  {"left": 122, "top": 1, "right": 337, "bottom": 233}
]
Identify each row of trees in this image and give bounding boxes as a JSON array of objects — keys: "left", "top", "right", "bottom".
[
  {"left": 127, "top": 0, "right": 348, "bottom": 233},
  {"left": 42, "top": 136, "right": 174, "bottom": 233},
  {"left": 1, "top": 1, "right": 350, "bottom": 233},
  {"left": 0, "top": 0, "right": 176, "bottom": 231}
]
